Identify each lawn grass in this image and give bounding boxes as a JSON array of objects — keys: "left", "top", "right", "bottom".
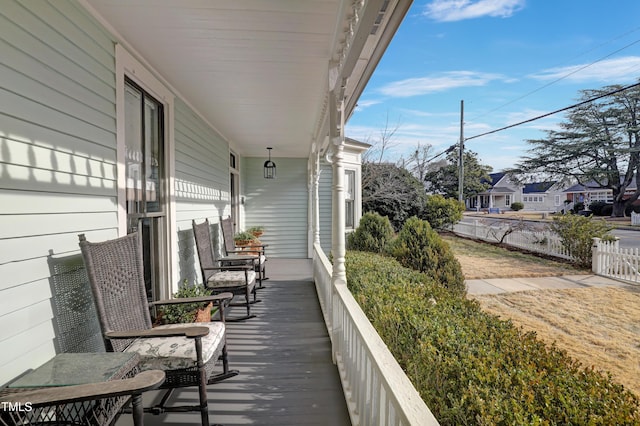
[{"left": 440, "top": 233, "right": 587, "bottom": 279}]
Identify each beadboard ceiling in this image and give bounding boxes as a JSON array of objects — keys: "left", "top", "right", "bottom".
[{"left": 85, "top": 0, "right": 411, "bottom": 158}]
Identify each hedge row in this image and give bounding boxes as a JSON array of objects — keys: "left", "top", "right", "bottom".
[
  {"left": 345, "top": 251, "right": 640, "bottom": 425},
  {"left": 348, "top": 213, "right": 465, "bottom": 295}
]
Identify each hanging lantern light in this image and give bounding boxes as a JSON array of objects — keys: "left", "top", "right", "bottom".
[{"left": 263, "top": 147, "right": 276, "bottom": 179}]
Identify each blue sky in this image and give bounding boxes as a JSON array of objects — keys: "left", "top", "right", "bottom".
[{"left": 346, "top": 0, "right": 640, "bottom": 172}]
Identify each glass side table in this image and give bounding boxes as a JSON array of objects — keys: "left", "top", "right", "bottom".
[{"left": 1, "top": 352, "right": 142, "bottom": 425}]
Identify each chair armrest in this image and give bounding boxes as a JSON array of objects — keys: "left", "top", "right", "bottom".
[
  {"left": 219, "top": 254, "right": 259, "bottom": 261},
  {"left": 106, "top": 326, "right": 210, "bottom": 340},
  {"left": 205, "top": 265, "right": 253, "bottom": 272},
  {"left": 0, "top": 370, "right": 165, "bottom": 407},
  {"left": 150, "top": 293, "right": 233, "bottom": 307}
]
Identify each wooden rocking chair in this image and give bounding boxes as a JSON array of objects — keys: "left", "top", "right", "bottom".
[
  {"left": 192, "top": 219, "right": 260, "bottom": 321},
  {"left": 219, "top": 216, "right": 268, "bottom": 284},
  {"left": 78, "top": 232, "right": 238, "bottom": 426}
]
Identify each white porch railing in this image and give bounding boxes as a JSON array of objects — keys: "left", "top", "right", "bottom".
[
  {"left": 313, "top": 243, "right": 439, "bottom": 426},
  {"left": 592, "top": 238, "right": 640, "bottom": 284},
  {"left": 452, "top": 220, "right": 573, "bottom": 260}
]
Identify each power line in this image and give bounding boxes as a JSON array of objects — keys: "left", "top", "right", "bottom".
[
  {"left": 470, "top": 30, "right": 640, "bottom": 122},
  {"left": 465, "top": 81, "right": 640, "bottom": 142}
]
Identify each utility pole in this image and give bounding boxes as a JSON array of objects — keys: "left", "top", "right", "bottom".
[{"left": 458, "top": 99, "right": 464, "bottom": 203}]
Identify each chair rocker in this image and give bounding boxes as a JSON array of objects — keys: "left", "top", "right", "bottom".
[
  {"left": 192, "top": 219, "right": 260, "bottom": 321},
  {"left": 78, "top": 232, "right": 238, "bottom": 426},
  {"left": 219, "top": 216, "right": 268, "bottom": 285}
]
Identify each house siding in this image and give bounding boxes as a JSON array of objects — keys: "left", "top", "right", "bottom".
[
  {"left": 0, "top": 1, "right": 237, "bottom": 386},
  {"left": 243, "top": 158, "right": 309, "bottom": 258},
  {"left": 173, "top": 99, "right": 231, "bottom": 285},
  {"left": 0, "top": 0, "right": 118, "bottom": 385}
]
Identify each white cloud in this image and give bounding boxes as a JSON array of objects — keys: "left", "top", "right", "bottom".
[
  {"left": 380, "top": 71, "right": 504, "bottom": 97},
  {"left": 424, "top": 0, "right": 525, "bottom": 22},
  {"left": 354, "top": 99, "right": 382, "bottom": 111},
  {"left": 529, "top": 56, "right": 640, "bottom": 83}
]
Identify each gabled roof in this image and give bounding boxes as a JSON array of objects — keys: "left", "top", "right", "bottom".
[
  {"left": 564, "top": 177, "right": 637, "bottom": 193},
  {"left": 481, "top": 172, "right": 506, "bottom": 186},
  {"left": 523, "top": 181, "right": 556, "bottom": 194},
  {"left": 487, "top": 186, "right": 515, "bottom": 194}
]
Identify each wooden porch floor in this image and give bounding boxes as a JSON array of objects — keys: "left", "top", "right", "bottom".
[{"left": 117, "top": 259, "right": 351, "bottom": 426}]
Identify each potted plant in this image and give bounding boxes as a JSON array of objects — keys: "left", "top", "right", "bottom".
[
  {"left": 247, "top": 225, "right": 264, "bottom": 238},
  {"left": 233, "top": 231, "right": 257, "bottom": 247},
  {"left": 156, "top": 280, "right": 213, "bottom": 324}
]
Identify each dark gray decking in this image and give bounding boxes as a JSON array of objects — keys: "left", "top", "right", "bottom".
[{"left": 118, "top": 259, "right": 350, "bottom": 426}]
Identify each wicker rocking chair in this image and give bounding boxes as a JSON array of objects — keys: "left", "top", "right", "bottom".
[
  {"left": 78, "top": 232, "right": 238, "bottom": 426},
  {"left": 192, "top": 219, "right": 260, "bottom": 321},
  {"left": 219, "top": 216, "right": 268, "bottom": 284}
]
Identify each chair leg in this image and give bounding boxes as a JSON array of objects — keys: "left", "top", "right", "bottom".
[{"left": 195, "top": 338, "right": 210, "bottom": 426}]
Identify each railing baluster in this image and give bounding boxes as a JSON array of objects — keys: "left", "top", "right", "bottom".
[{"left": 313, "top": 244, "right": 439, "bottom": 425}]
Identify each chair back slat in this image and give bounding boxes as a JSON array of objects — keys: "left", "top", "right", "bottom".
[
  {"left": 48, "top": 253, "right": 106, "bottom": 353},
  {"left": 192, "top": 219, "right": 218, "bottom": 281},
  {"left": 219, "top": 216, "right": 236, "bottom": 254},
  {"left": 79, "top": 233, "right": 152, "bottom": 352}
]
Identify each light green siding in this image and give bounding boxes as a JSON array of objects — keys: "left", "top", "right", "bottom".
[
  {"left": 0, "top": 0, "right": 118, "bottom": 385},
  {"left": 243, "top": 158, "right": 309, "bottom": 258},
  {"left": 173, "top": 99, "right": 231, "bottom": 285},
  {"left": 0, "top": 1, "right": 236, "bottom": 386}
]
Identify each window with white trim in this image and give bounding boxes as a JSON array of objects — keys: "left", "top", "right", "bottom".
[{"left": 345, "top": 169, "right": 356, "bottom": 228}]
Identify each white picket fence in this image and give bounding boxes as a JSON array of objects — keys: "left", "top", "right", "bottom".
[
  {"left": 451, "top": 220, "right": 573, "bottom": 260},
  {"left": 632, "top": 211, "right": 640, "bottom": 226},
  {"left": 592, "top": 238, "right": 640, "bottom": 284}
]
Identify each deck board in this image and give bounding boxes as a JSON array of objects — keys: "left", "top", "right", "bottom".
[{"left": 117, "top": 259, "right": 351, "bottom": 425}]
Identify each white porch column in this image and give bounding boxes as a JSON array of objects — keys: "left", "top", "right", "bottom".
[
  {"left": 330, "top": 89, "right": 347, "bottom": 286},
  {"left": 313, "top": 149, "right": 321, "bottom": 247}
]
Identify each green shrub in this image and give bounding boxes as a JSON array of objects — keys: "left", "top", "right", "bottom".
[
  {"left": 510, "top": 201, "right": 524, "bottom": 211},
  {"left": 159, "top": 281, "right": 211, "bottom": 324},
  {"left": 549, "top": 213, "right": 614, "bottom": 268},
  {"left": 626, "top": 202, "right": 640, "bottom": 215},
  {"left": 589, "top": 201, "right": 608, "bottom": 215},
  {"left": 345, "top": 251, "right": 640, "bottom": 425},
  {"left": 572, "top": 201, "right": 585, "bottom": 213},
  {"left": 347, "top": 212, "right": 395, "bottom": 253},
  {"left": 421, "top": 195, "right": 464, "bottom": 230},
  {"left": 388, "top": 217, "right": 465, "bottom": 296}
]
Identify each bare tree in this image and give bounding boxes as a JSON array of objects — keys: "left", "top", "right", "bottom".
[
  {"left": 401, "top": 142, "right": 434, "bottom": 183},
  {"left": 362, "top": 114, "right": 401, "bottom": 164}
]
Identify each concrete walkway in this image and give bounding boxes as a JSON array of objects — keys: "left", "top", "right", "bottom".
[{"left": 466, "top": 274, "right": 632, "bottom": 295}]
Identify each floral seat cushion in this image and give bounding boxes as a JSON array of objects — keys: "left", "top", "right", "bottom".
[
  {"left": 206, "top": 270, "right": 256, "bottom": 289},
  {"left": 124, "top": 322, "right": 225, "bottom": 371}
]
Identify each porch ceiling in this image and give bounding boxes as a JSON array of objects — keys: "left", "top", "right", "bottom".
[{"left": 84, "top": 0, "right": 412, "bottom": 158}]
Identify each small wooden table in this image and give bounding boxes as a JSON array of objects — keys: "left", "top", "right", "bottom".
[{"left": 0, "top": 352, "right": 161, "bottom": 425}]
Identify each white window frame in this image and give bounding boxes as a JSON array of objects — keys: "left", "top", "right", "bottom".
[{"left": 116, "top": 44, "right": 177, "bottom": 297}]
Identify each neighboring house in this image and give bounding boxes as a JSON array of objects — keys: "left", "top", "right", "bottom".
[
  {"left": 468, "top": 173, "right": 521, "bottom": 210},
  {"left": 522, "top": 181, "right": 567, "bottom": 211},
  {"left": 564, "top": 178, "right": 638, "bottom": 208},
  {"left": 0, "top": 0, "right": 411, "bottom": 386},
  {"left": 468, "top": 173, "right": 567, "bottom": 211}
]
